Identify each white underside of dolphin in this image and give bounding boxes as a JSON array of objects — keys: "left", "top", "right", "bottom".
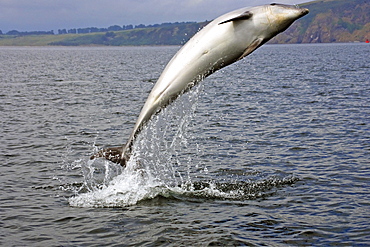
[{"left": 91, "top": 3, "right": 309, "bottom": 166}]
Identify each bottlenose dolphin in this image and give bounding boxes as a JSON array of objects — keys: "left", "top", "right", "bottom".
[{"left": 91, "top": 3, "right": 309, "bottom": 166}]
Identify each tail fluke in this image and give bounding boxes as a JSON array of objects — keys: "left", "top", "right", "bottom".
[{"left": 90, "top": 146, "right": 128, "bottom": 167}]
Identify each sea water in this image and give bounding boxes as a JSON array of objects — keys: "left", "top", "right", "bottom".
[{"left": 1, "top": 43, "right": 369, "bottom": 246}]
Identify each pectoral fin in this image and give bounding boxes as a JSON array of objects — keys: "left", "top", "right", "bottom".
[
  {"left": 218, "top": 11, "right": 253, "bottom": 25},
  {"left": 238, "top": 38, "right": 264, "bottom": 60}
]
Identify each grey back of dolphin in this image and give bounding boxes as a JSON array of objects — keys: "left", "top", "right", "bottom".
[{"left": 91, "top": 3, "right": 309, "bottom": 166}]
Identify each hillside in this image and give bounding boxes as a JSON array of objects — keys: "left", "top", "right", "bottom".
[
  {"left": 0, "top": 0, "right": 369, "bottom": 46},
  {"left": 270, "top": 0, "right": 370, "bottom": 43},
  {"left": 49, "top": 22, "right": 207, "bottom": 46}
]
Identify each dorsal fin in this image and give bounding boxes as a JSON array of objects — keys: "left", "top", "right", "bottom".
[{"left": 218, "top": 11, "right": 253, "bottom": 25}]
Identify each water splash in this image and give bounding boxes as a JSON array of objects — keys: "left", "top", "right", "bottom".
[
  {"left": 68, "top": 159, "right": 298, "bottom": 207},
  {"left": 69, "top": 83, "right": 205, "bottom": 207},
  {"left": 68, "top": 83, "right": 299, "bottom": 207},
  {"left": 69, "top": 161, "right": 165, "bottom": 207}
]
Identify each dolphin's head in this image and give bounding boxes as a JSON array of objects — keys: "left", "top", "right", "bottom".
[
  {"left": 217, "top": 3, "right": 308, "bottom": 52},
  {"left": 216, "top": 3, "right": 309, "bottom": 59},
  {"left": 260, "top": 3, "right": 309, "bottom": 38}
]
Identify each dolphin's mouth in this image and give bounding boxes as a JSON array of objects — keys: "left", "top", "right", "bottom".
[{"left": 296, "top": 4, "right": 309, "bottom": 17}]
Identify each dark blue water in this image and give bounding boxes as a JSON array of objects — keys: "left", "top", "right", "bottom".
[{"left": 1, "top": 43, "right": 369, "bottom": 246}]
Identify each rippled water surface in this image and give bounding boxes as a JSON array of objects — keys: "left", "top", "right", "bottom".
[{"left": 1, "top": 44, "right": 369, "bottom": 246}]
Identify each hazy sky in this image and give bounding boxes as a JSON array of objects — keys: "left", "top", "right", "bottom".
[{"left": 1, "top": 0, "right": 308, "bottom": 32}]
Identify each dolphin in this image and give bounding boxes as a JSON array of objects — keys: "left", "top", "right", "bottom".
[{"left": 91, "top": 3, "right": 309, "bottom": 166}]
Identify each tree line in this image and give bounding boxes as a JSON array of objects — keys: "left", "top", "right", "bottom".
[
  {"left": 0, "top": 30, "right": 54, "bottom": 36},
  {"left": 0, "top": 22, "right": 196, "bottom": 36}
]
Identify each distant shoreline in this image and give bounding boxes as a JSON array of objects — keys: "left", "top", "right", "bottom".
[{"left": 1, "top": 42, "right": 368, "bottom": 48}]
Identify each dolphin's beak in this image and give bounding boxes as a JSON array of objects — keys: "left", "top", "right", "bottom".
[
  {"left": 295, "top": 4, "right": 309, "bottom": 18},
  {"left": 300, "top": 8, "right": 309, "bottom": 17}
]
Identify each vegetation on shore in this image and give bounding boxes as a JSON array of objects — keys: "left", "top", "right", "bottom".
[{"left": 0, "top": 0, "right": 368, "bottom": 46}]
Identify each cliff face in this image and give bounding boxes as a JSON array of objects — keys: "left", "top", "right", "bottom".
[{"left": 270, "top": 0, "right": 370, "bottom": 43}]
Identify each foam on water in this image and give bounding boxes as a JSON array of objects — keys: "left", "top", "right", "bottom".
[
  {"left": 69, "top": 160, "right": 166, "bottom": 207},
  {"left": 68, "top": 154, "right": 298, "bottom": 207}
]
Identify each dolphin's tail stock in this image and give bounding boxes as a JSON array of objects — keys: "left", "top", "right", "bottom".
[{"left": 90, "top": 145, "right": 129, "bottom": 167}]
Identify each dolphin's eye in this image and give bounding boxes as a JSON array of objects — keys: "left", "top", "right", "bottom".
[{"left": 270, "top": 3, "right": 284, "bottom": 6}]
